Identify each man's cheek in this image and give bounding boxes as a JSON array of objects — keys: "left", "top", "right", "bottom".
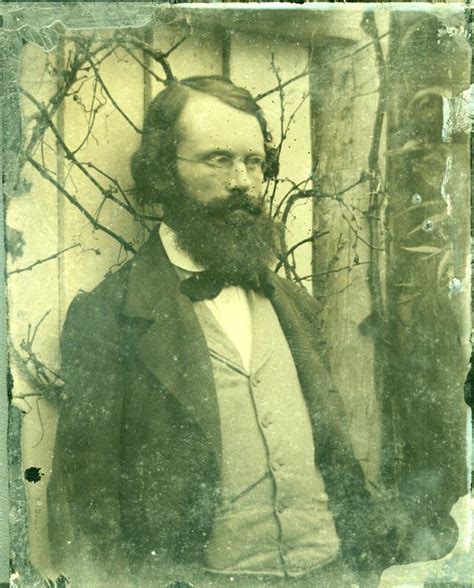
[
  {"left": 185, "top": 180, "right": 213, "bottom": 202},
  {"left": 251, "top": 180, "right": 264, "bottom": 198}
]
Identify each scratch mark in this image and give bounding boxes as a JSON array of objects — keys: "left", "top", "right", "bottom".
[
  {"left": 440, "top": 155, "right": 453, "bottom": 217},
  {"left": 448, "top": 277, "right": 464, "bottom": 299}
]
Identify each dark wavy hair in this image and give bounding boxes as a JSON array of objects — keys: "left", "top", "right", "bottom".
[{"left": 131, "top": 76, "right": 278, "bottom": 206}]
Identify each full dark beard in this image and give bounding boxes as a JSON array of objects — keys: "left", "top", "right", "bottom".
[{"left": 164, "top": 189, "right": 279, "bottom": 286}]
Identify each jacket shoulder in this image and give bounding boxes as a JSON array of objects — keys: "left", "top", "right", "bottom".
[
  {"left": 271, "top": 273, "right": 323, "bottom": 315},
  {"left": 65, "top": 259, "right": 132, "bottom": 324},
  {"left": 60, "top": 260, "right": 135, "bottom": 360}
]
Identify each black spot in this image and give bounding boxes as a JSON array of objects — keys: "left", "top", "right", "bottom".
[
  {"left": 7, "top": 367, "right": 13, "bottom": 404},
  {"left": 24, "top": 466, "right": 43, "bottom": 483},
  {"left": 166, "top": 582, "right": 194, "bottom": 588},
  {"left": 464, "top": 361, "right": 472, "bottom": 409}
]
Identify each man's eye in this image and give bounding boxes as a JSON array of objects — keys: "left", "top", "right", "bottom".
[
  {"left": 206, "top": 155, "right": 232, "bottom": 167},
  {"left": 246, "top": 157, "right": 265, "bottom": 171}
]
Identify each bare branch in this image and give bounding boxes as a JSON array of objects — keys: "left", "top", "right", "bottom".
[
  {"left": 19, "top": 40, "right": 113, "bottom": 172},
  {"left": 89, "top": 58, "right": 142, "bottom": 134},
  {"left": 361, "top": 10, "right": 389, "bottom": 322},
  {"left": 71, "top": 78, "right": 106, "bottom": 155},
  {"left": 273, "top": 174, "right": 313, "bottom": 218},
  {"left": 274, "top": 231, "right": 330, "bottom": 273},
  {"left": 26, "top": 156, "right": 136, "bottom": 254},
  {"left": 315, "top": 278, "right": 359, "bottom": 299},
  {"left": 20, "top": 88, "right": 149, "bottom": 240},
  {"left": 362, "top": 14, "right": 387, "bottom": 175},
  {"left": 255, "top": 29, "right": 391, "bottom": 103},
  {"left": 82, "top": 162, "right": 159, "bottom": 224},
  {"left": 312, "top": 261, "right": 371, "bottom": 279},
  {"left": 163, "top": 35, "right": 188, "bottom": 58},
  {"left": 255, "top": 68, "right": 308, "bottom": 102},
  {"left": 7, "top": 243, "right": 81, "bottom": 276},
  {"left": 21, "top": 87, "right": 110, "bottom": 191},
  {"left": 120, "top": 46, "right": 166, "bottom": 84},
  {"left": 30, "top": 310, "right": 51, "bottom": 348},
  {"left": 279, "top": 173, "right": 369, "bottom": 227},
  {"left": 116, "top": 35, "right": 176, "bottom": 81}
]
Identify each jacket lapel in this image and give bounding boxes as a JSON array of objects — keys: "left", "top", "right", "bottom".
[
  {"left": 268, "top": 275, "right": 357, "bottom": 469},
  {"left": 121, "top": 233, "right": 353, "bottom": 476},
  {"left": 122, "top": 229, "right": 222, "bottom": 459}
]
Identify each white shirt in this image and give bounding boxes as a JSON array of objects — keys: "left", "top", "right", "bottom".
[{"left": 159, "top": 223, "right": 253, "bottom": 372}]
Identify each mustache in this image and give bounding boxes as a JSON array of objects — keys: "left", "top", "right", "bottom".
[{"left": 204, "top": 192, "right": 264, "bottom": 218}]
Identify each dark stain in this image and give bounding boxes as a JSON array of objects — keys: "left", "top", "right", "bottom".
[
  {"left": 464, "top": 360, "right": 472, "bottom": 409},
  {"left": 24, "top": 466, "right": 43, "bottom": 483},
  {"left": 166, "top": 582, "right": 194, "bottom": 588},
  {"left": 7, "top": 367, "right": 13, "bottom": 404}
]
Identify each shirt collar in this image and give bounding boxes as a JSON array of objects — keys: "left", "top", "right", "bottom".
[{"left": 159, "top": 222, "right": 205, "bottom": 273}]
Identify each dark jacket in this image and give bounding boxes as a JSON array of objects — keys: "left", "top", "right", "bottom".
[{"left": 47, "top": 229, "right": 458, "bottom": 582}]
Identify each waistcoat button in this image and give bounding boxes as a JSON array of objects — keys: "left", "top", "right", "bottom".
[
  {"left": 271, "top": 460, "right": 283, "bottom": 472},
  {"left": 250, "top": 375, "right": 260, "bottom": 387},
  {"left": 277, "top": 497, "right": 290, "bottom": 512},
  {"left": 261, "top": 414, "right": 273, "bottom": 428}
]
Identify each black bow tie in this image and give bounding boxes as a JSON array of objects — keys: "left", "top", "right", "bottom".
[{"left": 180, "top": 270, "right": 275, "bottom": 302}]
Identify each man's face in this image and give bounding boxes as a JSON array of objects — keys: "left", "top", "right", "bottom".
[
  {"left": 175, "top": 93, "right": 266, "bottom": 207},
  {"left": 164, "top": 91, "right": 277, "bottom": 283}
]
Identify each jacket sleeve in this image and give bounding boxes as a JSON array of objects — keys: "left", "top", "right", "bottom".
[{"left": 48, "top": 290, "right": 130, "bottom": 578}]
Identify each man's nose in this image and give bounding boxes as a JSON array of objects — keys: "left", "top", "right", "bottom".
[{"left": 226, "top": 161, "right": 252, "bottom": 192}]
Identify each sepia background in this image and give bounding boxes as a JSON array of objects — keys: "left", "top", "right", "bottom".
[{"left": 4, "top": 3, "right": 471, "bottom": 585}]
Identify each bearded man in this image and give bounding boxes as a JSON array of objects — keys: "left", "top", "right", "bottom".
[{"left": 48, "top": 77, "right": 457, "bottom": 587}]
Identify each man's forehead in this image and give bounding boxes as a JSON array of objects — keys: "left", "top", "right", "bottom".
[{"left": 177, "top": 92, "right": 265, "bottom": 153}]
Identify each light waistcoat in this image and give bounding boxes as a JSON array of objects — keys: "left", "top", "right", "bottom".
[{"left": 193, "top": 291, "right": 340, "bottom": 578}]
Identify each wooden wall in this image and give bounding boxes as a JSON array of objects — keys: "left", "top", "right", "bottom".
[
  {"left": 7, "top": 5, "right": 469, "bottom": 579},
  {"left": 8, "top": 15, "right": 318, "bottom": 574}
]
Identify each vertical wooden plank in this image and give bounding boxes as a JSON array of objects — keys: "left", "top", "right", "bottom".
[
  {"left": 56, "top": 38, "right": 66, "bottom": 333},
  {"left": 8, "top": 41, "right": 62, "bottom": 575},
  {"left": 383, "top": 10, "right": 470, "bottom": 555},
  {"left": 143, "top": 26, "right": 153, "bottom": 110},
  {"left": 308, "top": 21, "right": 386, "bottom": 485}
]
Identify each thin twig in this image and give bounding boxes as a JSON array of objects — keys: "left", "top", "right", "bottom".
[
  {"left": 19, "top": 41, "right": 112, "bottom": 172},
  {"left": 120, "top": 46, "right": 166, "bottom": 84},
  {"left": 90, "top": 59, "right": 142, "bottom": 134},
  {"left": 71, "top": 78, "right": 106, "bottom": 154},
  {"left": 273, "top": 174, "right": 314, "bottom": 218},
  {"left": 20, "top": 88, "right": 145, "bottom": 240},
  {"left": 31, "top": 310, "right": 51, "bottom": 348},
  {"left": 82, "top": 162, "right": 158, "bottom": 224},
  {"left": 280, "top": 174, "right": 369, "bottom": 227},
  {"left": 255, "top": 30, "right": 391, "bottom": 103},
  {"left": 255, "top": 68, "right": 308, "bottom": 102},
  {"left": 26, "top": 156, "right": 136, "bottom": 254},
  {"left": 7, "top": 243, "right": 81, "bottom": 276},
  {"left": 316, "top": 278, "right": 358, "bottom": 299},
  {"left": 163, "top": 35, "right": 188, "bottom": 58},
  {"left": 311, "top": 261, "right": 371, "bottom": 279},
  {"left": 117, "top": 36, "right": 175, "bottom": 81},
  {"left": 274, "top": 231, "right": 330, "bottom": 273}
]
